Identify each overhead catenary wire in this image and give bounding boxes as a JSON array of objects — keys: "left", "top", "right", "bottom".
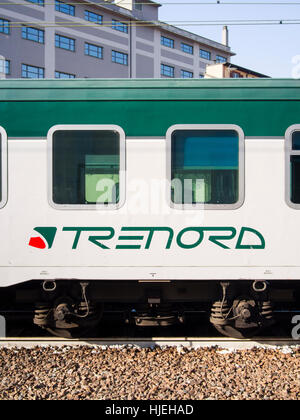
[
  {"left": 2, "top": 1, "right": 300, "bottom": 27},
  {"left": 4, "top": 19, "right": 300, "bottom": 27},
  {"left": 1, "top": 1, "right": 300, "bottom": 4}
]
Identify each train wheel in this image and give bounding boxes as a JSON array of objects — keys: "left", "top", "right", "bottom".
[
  {"left": 213, "top": 324, "right": 261, "bottom": 339},
  {"left": 45, "top": 326, "right": 98, "bottom": 339}
]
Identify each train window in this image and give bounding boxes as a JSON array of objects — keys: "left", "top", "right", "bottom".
[
  {"left": 285, "top": 125, "right": 300, "bottom": 208},
  {"left": 292, "top": 131, "right": 300, "bottom": 150},
  {"left": 48, "top": 125, "right": 125, "bottom": 209},
  {"left": 0, "top": 127, "right": 7, "bottom": 209},
  {"left": 167, "top": 125, "right": 245, "bottom": 209}
]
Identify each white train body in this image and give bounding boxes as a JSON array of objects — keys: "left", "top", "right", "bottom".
[
  {"left": 0, "top": 136, "right": 295, "bottom": 286},
  {"left": 0, "top": 78, "right": 299, "bottom": 337}
]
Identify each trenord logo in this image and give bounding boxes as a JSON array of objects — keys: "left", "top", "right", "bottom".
[
  {"left": 28, "top": 227, "right": 57, "bottom": 249},
  {"left": 28, "top": 226, "right": 265, "bottom": 251}
]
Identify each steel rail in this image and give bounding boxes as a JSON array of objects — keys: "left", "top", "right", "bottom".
[{"left": 0, "top": 337, "right": 298, "bottom": 349}]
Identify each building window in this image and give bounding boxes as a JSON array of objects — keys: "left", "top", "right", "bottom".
[
  {"left": 112, "top": 19, "right": 128, "bottom": 34},
  {"left": 0, "top": 127, "right": 7, "bottom": 208},
  {"left": 112, "top": 50, "right": 128, "bottom": 66},
  {"left": 231, "top": 71, "right": 242, "bottom": 78},
  {"left": 25, "top": 0, "right": 44, "bottom": 5},
  {"left": 216, "top": 55, "right": 227, "bottom": 63},
  {"left": 200, "top": 49, "right": 211, "bottom": 60},
  {"left": 55, "top": 0, "right": 75, "bottom": 16},
  {"left": 167, "top": 125, "right": 244, "bottom": 209},
  {"left": 181, "top": 70, "right": 193, "bottom": 79},
  {"left": 55, "top": 71, "right": 75, "bottom": 78},
  {"left": 161, "top": 64, "right": 174, "bottom": 78},
  {"left": 181, "top": 42, "right": 193, "bottom": 55},
  {"left": 85, "top": 43, "right": 103, "bottom": 59},
  {"left": 134, "top": 0, "right": 143, "bottom": 10},
  {"left": 285, "top": 126, "right": 300, "bottom": 208},
  {"left": 0, "top": 59, "right": 10, "bottom": 75},
  {"left": 199, "top": 74, "right": 204, "bottom": 78},
  {"left": 55, "top": 34, "right": 75, "bottom": 51},
  {"left": 49, "top": 125, "right": 125, "bottom": 209},
  {"left": 161, "top": 36, "right": 174, "bottom": 49},
  {"left": 0, "top": 18, "right": 10, "bottom": 35},
  {"left": 22, "top": 63, "right": 44, "bottom": 78},
  {"left": 85, "top": 10, "right": 102, "bottom": 25},
  {"left": 22, "top": 26, "right": 44, "bottom": 43}
]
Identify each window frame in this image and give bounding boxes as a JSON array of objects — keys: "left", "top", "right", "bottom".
[
  {"left": 111, "top": 19, "right": 128, "bottom": 34},
  {"left": 47, "top": 125, "right": 126, "bottom": 210},
  {"left": 134, "top": 0, "right": 143, "bottom": 10},
  {"left": 55, "top": 0, "right": 75, "bottom": 16},
  {"left": 166, "top": 124, "right": 245, "bottom": 210},
  {"left": 112, "top": 50, "right": 128, "bottom": 66},
  {"left": 161, "top": 36, "right": 174, "bottom": 49},
  {"left": 85, "top": 10, "right": 102, "bottom": 25},
  {"left": 25, "top": 0, "right": 44, "bottom": 5},
  {"left": 161, "top": 64, "right": 174, "bottom": 78},
  {"left": 22, "top": 26, "right": 44, "bottom": 44},
  {"left": 0, "top": 18, "right": 10, "bottom": 35},
  {"left": 200, "top": 49, "right": 211, "bottom": 60},
  {"left": 231, "top": 71, "right": 242, "bottom": 78},
  {"left": 181, "top": 69, "right": 193, "bottom": 79},
  {"left": 181, "top": 42, "right": 193, "bottom": 55},
  {"left": 55, "top": 34, "right": 75, "bottom": 52},
  {"left": 0, "top": 126, "right": 8, "bottom": 209},
  {"left": 285, "top": 124, "right": 300, "bottom": 209},
  {"left": 0, "top": 58, "right": 10, "bottom": 75},
  {"left": 55, "top": 70, "right": 75, "bottom": 78},
  {"left": 216, "top": 55, "right": 227, "bottom": 63},
  {"left": 85, "top": 42, "right": 103, "bottom": 59},
  {"left": 21, "top": 63, "right": 44, "bottom": 78}
]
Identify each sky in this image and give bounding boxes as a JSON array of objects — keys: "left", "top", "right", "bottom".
[{"left": 157, "top": 0, "right": 300, "bottom": 77}]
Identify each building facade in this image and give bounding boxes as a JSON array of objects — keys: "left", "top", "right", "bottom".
[
  {"left": 0, "top": 0, "right": 234, "bottom": 79},
  {"left": 205, "top": 62, "right": 269, "bottom": 79}
]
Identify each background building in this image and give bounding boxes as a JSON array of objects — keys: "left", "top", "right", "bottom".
[
  {"left": 0, "top": 0, "right": 234, "bottom": 79},
  {"left": 205, "top": 62, "right": 269, "bottom": 79}
]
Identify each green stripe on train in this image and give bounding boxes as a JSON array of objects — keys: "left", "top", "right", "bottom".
[{"left": 0, "top": 78, "right": 300, "bottom": 137}]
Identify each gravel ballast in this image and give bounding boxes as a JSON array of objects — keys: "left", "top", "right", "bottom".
[{"left": 0, "top": 346, "right": 299, "bottom": 400}]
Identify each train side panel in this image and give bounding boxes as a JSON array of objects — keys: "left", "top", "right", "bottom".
[{"left": 0, "top": 137, "right": 298, "bottom": 286}]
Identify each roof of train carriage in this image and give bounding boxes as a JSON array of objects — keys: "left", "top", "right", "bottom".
[{"left": 0, "top": 78, "right": 300, "bottom": 138}]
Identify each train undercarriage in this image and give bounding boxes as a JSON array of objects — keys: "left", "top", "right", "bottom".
[{"left": 0, "top": 279, "right": 299, "bottom": 338}]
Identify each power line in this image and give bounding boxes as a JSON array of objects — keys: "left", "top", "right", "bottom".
[
  {"left": 158, "top": 1, "right": 300, "bottom": 3},
  {"left": 6, "top": 22, "right": 300, "bottom": 26},
  {"left": 1, "top": 1, "right": 300, "bottom": 4},
  {"left": 5, "top": 19, "right": 300, "bottom": 27}
]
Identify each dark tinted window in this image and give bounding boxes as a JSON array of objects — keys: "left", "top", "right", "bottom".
[
  {"left": 0, "top": 134, "right": 2, "bottom": 202},
  {"left": 288, "top": 130, "right": 300, "bottom": 205},
  {"left": 52, "top": 130, "right": 120, "bottom": 205},
  {"left": 292, "top": 131, "right": 300, "bottom": 150},
  {"left": 290, "top": 155, "right": 300, "bottom": 203},
  {"left": 171, "top": 130, "right": 239, "bottom": 204}
]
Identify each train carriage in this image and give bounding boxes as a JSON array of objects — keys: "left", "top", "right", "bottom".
[{"left": 0, "top": 78, "right": 300, "bottom": 338}]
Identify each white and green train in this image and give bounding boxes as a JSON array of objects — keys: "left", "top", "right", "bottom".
[{"left": 0, "top": 78, "right": 300, "bottom": 338}]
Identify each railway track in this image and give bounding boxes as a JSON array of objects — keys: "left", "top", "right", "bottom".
[{"left": 0, "top": 336, "right": 299, "bottom": 349}]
